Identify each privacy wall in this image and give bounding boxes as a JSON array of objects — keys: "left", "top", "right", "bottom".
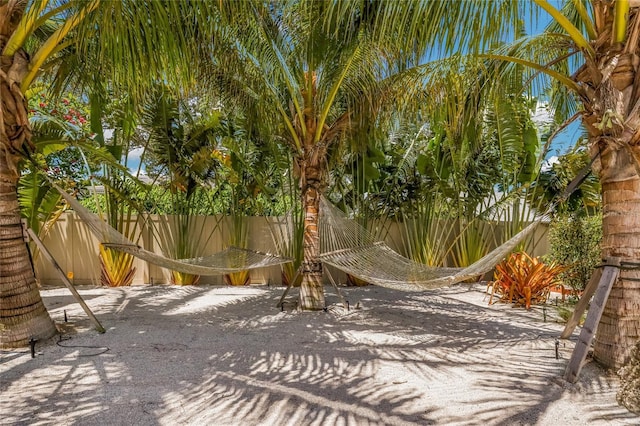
[{"left": 33, "top": 212, "right": 549, "bottom": 287}]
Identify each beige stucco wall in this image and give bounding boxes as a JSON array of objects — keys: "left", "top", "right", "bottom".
[
  {"left": 33, "top": 212, "right": 285, "bottom": 287},
  {"left": 33, "top": 211, "right": 549, "bottom": 287}
]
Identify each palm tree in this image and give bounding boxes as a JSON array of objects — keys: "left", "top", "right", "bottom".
[
  {"left": 476, "top": 0, "right": 640, "bottom": 371},
  {"left": 142, "top": 87, "right": 223, "bottom": 285},
  {"left": 203, "top": 0, "right": 640, "bottom": 368},
  {"left": 0, "top": 0, "right": 99, "bottom": 347},
  {"left": 198, "top": 1, "right": 518, "bottom": 310},
  {"left": 196, "top": 1, "right": 368, "bottom": 308},
  {"left": 0, "top": 0, "right": 195, "bottom": 347},
  {"left": 381, "top": 0, "right": 640, "bottom": 370}
]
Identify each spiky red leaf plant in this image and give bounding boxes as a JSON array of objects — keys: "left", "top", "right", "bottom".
[{"left": 488, "top": 252, "right": 566, "bottom": 309}]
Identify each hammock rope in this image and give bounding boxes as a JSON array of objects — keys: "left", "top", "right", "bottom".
[
  {"left": 318, "top": 197, "right": 544, "bottom": 291},
  {"left": 49, "top": 145, "right": 595, "bottom": 286},
  {"left": 52, "top": 183, "right": 292, "bottom": 276},
  {"left": 318, "top": 150, "right": 598, "bottom": 291}
]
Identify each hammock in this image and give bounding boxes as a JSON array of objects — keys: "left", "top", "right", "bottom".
[
  {"left": 52, "top": 183, "right": 292, "bottom": 276},
  {"left": 318, "top": 197, "right": 543, "bottom": 291}
]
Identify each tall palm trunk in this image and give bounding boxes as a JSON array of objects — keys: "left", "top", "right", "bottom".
[
  {"left": 592, "top": 147, "right": 640, "bottom": 369},
  {"left": 0, "top": 2, "right": 57, "bottom": 346},
  {"left": 296, "top": 71, "right": 326, "bottom": 310},
  {"left": 577, "top": 43, "right": 640, "bottom": 368},
  {"left": 298, "top": 161, "right": 325, "bottom": 310},
  {"left": 0, "top": 158, "right": 56, "bottom": 346}
]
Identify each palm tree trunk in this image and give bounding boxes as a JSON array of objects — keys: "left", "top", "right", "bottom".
[
  {"left": 299, "top": 164, "right": 325, "bottom": 310},
  {"left": 593, "top": 147, "right": 640, "bottom": 369},
  {"left": 0, "top": 11, "right": 57, "bottom": 345},
  {"left": 0, "top": 154, "right": 57, "bottom": 347}
]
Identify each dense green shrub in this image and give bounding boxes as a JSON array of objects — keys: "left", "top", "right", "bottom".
[{"left": 546, "top": 213, "right": 602, "bottom": 292}]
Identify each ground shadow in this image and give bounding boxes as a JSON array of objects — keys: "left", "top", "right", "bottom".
[{"left": 1, "top": 284, "right": 637, "bottom": 425}]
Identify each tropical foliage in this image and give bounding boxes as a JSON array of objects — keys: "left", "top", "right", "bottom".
[
  {"left": 2, "top": 0, "right": 639, "bottom": 374},
  {"left": 92, "top": 96, "right": 143, "bottom": 287},
  {"left": 190, "top": 0, "right": 530, "bottom": 309},
  {"left": 20, "top": 91, "right": 101, "bottom": 237},
  {"left": 138, "top": 88, "right": 223, "bottom": 285},
  {"left": 547, "top": 212, "right": 602, "bottom": 293},
  {"left": 0, "top": 0, "right": 199, "bottom": 346},
  {"left": 488, "top": 251, "right": 566, "bottom": 309},
  {"left": 535, "top": 146, "right": 602, "bottom": 215}
]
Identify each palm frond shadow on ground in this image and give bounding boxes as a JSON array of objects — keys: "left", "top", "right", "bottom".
[{"left": 0, "top": 285, "right": 637, "bottom": 425}]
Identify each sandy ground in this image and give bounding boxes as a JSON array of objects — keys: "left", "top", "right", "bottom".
[{"left": 1, "top": 283, "right": 639, "bottom": 426}]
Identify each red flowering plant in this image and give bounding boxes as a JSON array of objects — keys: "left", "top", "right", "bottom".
[
  {"left": 19, "top": 89, "right": 113, "bottom": 235},
  {"left": 26, "top": 90, "right": 101, "bottom": 185}
]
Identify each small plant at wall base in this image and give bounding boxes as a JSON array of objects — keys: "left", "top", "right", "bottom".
[
  {"left": 99, "top": 244, "right": 136, "bottom": 287},
  {"left": 546, "top": 213, "right": 602, "bottom": 293},
  {"left": 488, "top": 252, "right": 566, "bottom": 309},
  {"left": 554, "top": 302, "right": 586, "bottom": 325}
]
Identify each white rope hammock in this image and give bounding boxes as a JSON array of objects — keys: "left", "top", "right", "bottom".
[
  {"left": 52, "top": 183, "right": 292, "bottom": 276},
  {"left": 318, "top": 197, "right": 542, "bottom": 291}
]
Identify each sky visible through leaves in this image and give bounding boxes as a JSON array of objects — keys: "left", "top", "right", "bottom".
[{"left": 124, "top": 1, "right": 578, "bottom": 174}]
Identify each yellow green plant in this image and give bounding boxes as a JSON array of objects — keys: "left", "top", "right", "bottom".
[
  {"left": 99, "top": 244, "right": 136, "bottom": 287},
  {"left": 224, "top": 270, "right": 250, "bottom": 287},
  {"left": 268, "top": 160, "right": 303, "bottom": 287},
  {"left": 172, "top": 270, "right": 200, "bottom": 286},
  {"left": 223, "top": 210, "right": 250, "bottom": 286},
  {"left": 97, "top": 177, "right": 141, "bottom": 287},
  {"left": 488, "top": 252, "right": 566, "bottom": 309}
]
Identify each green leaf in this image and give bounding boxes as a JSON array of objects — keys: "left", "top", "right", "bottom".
[
  {"left": 105, "top": 145, "right": 123, "bottom": 160},
  {"left": 533, "top": 0, "right": 594, "bottom": 57},
  {"left": 40, "top": 142, "right": 67, "bottom": 157}
]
